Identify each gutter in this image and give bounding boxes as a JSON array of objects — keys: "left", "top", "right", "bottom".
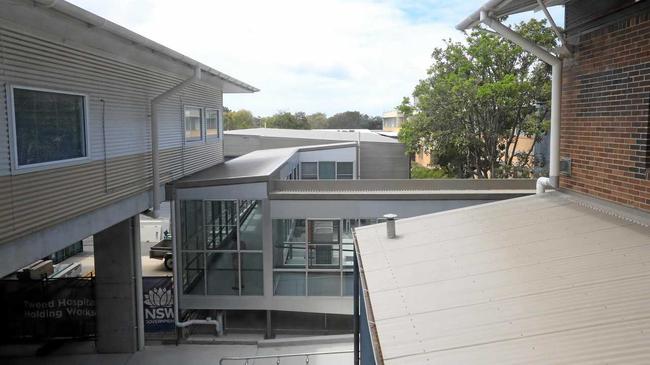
[{"left": 478, "top": 11, "right": 562, "bottom": 194}]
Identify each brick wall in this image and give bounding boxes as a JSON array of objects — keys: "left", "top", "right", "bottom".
[{"left": 561, "top": 1, "right": 650, "bottom": 212}]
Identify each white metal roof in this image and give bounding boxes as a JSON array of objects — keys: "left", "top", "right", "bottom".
[
  {"left": 355, "top": 192, "right": 650, "bottom": 364},
  {"left": 225, "top": 128, "right": 400, "bottom": 143},
  {"left": 171, "top": 142, "right": 357, "bottom": 188},
  {"left": 457, "top": 0, "right": 570, "bottom": 30}
]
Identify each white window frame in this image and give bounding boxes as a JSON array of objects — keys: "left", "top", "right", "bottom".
[
  {"left": 205, "top": 108, "right": 221, "bottom": 138},
  {"left": 7, "top": 84, "right": 91, "bottom": 174},
  {"left": 336, "top": 161, "right": 354, "bottom": 180},
  {"left": 183, "top": 105, "right": 204, "bottom": 143}
]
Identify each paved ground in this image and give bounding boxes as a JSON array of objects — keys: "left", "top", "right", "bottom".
[
  {"left": 5, "top": 340, "right": 353, "bottom": 365},
  {"left": 58, "top": 214, "right": 171, "bottom": 277}
]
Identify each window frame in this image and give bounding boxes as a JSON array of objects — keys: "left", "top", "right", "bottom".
[
  {"left": 183, "top": 105, "right": 204, "bottom": 143},
  {"left": 205, "top": 108, "right": 221, "bottom": 138},
  {"left": 8, "top": 84, "right": 91, "bottom": 173},
  {"left": 336, "top": 161, "right": 354, "bottom": 180},
  {"left": 300, "top": 161, "right": 318, "bottom": 180}
]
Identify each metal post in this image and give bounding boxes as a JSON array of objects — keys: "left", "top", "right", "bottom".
[
  {"left": 353, "top": 252, "right": 360, "bottom": 365},
  {"left": 265, "top": 310, "right": 273, "bottom": 339},
  {"left": 132, "top": 215, "right": 145, "bottom": 351}
]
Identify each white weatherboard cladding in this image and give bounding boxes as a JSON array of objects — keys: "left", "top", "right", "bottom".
[{"left": 0, "top": 25, "right": 223, "bottom": 176}]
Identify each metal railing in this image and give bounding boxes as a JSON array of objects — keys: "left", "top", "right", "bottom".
[{"left": 219, "top": 350, "right": 353, "bottom": 364}]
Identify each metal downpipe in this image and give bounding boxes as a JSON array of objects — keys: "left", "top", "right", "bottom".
[{"left": 150, "top": 66, "right": 201, "bottom": 217}]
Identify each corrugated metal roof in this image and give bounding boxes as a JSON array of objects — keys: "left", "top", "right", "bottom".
[
  {"left": 457, "top": 0, "right": 570, "bottom": 30},
  {"left": 171, "top": 142, "right": 357, "bottom": 188},
  {"left": 355, "top": 192, "right": 650, "bottom": 364},
  {"left": 225, "top": 128, "right": 399, "bottom": 143}
]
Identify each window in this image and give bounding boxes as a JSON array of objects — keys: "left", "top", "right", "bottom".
[
  {"left": 318, "top": 161, "right": 336, "bottom": 180},
  {"left": 179, "top": 199, "right": 263, "bottom": 296},
  {"left": 184, "top": 106, "right": 203, "bottom": 141},
  {"left": 206, "top": 109, "right": 220, "bottom": 137},
  {"left": 11, "top": 87, "right": 88, "bottom": 168},
  {"left": 336, "top": 162, "right": 354, "bottom": 179},
  {"left": 300, "top": 162, "right": 318, "bottom": 180}
]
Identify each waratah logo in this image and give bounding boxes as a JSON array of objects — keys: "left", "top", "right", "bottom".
[{"left": 144, "top": 287, "right": 173, "bottom": 307}]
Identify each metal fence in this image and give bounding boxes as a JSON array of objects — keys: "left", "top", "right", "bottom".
[{"left": 0, "top": 277, "right": 96, "bottom": 343}]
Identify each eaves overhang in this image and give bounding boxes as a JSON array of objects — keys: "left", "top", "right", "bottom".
[{"left": 32, "top": 0, "right": 258, "bottom": 93}]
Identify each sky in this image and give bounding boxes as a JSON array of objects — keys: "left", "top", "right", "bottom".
[{"left": 67, "top": 0, "right": 563, "bottom": 118}]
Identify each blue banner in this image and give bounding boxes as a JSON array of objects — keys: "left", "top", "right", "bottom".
[{"left": 142, "top": 276, "right": 175, "bottom": 332}]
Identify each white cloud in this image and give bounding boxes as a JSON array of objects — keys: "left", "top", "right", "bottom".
[{"left": 67, "top": 0, "right": 562, "bottom": 117}]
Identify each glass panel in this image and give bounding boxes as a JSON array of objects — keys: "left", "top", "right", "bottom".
[
  {"left": 308, "top": 220, "right": 340, "bottom": 268},
  {"left": 182, "top": 252, "right": 204, "bottom": 295},
  {"left": 342, "top": 219, "right": 360, "bottom": 242},
  {"left": 274, "top": 272, "right": 306, "bottom": 296},
  {"left": 13, "top": 88, "right": 86, "bottom": 166},
  {"left": 184, "top": 107, "right": 202, "bottom": 141},
  {"left": 336, "top": 162, "right": 354, "bottom": 179},
  {"left": 318, "top": 161, "right": 335, "bottom": 180},
  {"left": 205, "top": 200, "right": 237, "bottom": 250},
  {"left": 342, "top": 243, "right": 355, "bottom": 268},
  {"left": 308, "top": 272, "right": 341, "bottom": 296},
  {"left": 239, "top": 200, "right": 262, "bottom": 251},
  {"left": 180, "top": 200, "right": 204, "bottom": 251},
  {"left": 309, "top": 220, "right": 340, "bottom": 244},
  {"left": 206, "top": 252, "right": 239, "bottom": 295},
  {"left": 308, "top": 245, "right": 340, "bottom": 268},
  {"left": 300, "top": 162, "right": 317, "bottom": 180},
  {"left": 206, "top": 109, "right": 219, "bottom": 136},
  {"left": 273, "top": 219, "right": 306, "bottom": 268},
  {"left": 240, "top": 253, "right": 263, "bottom": 295},
  {"left": 359, "top": 218, "right": 378, "bottom": 227},
  {"left": 342, "top": 272, "right": 354, "bottom": 296}
]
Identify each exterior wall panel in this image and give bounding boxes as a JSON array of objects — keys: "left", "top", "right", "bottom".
[
  {"left": 0, "top": 24, "right": 224, "bottom": 246},
  {"left": 0, "top": 83, "right": 8, "bottom": 176},
  {"left": 561, "top": 1, "right": 650, "bottom": 212},
  {"left": 225, "top": 135, "right": 410, "bottom": 179},
  {"left": 359, "top": 142, "right": 409, "bottom": 179}
]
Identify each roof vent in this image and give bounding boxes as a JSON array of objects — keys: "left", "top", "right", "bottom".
[{"left": 384, "top": 214, "right": 397, "bottom": 239}]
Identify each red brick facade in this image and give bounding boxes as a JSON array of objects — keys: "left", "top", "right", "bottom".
[{"left": 561, "top": 1, "right": 650, "bottom": 212}]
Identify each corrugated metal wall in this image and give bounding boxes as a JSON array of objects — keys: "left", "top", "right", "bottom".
[
  {"left": 0, "top": 25, "right": 224, "bottom": 245},
  {"left": 359, "top": 143, "right": 409, "bottom": 179}
]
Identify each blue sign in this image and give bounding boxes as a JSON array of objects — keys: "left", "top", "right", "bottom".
[{"left": 142, "top": 276, "right": 175, "bottom": 332}]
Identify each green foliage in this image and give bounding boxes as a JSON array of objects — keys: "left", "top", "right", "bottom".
[
  {"left": 224, "top": 109, "right": 255, "bottom": 130},
  {"left": 410, "top": 165, "right": 450, "bottom": 179},
  {"left": 263, "top": 111, "right": 311, "bottom": 129},
  {"left": 256, "top": 110, "right": 383, "bottom": 130},
  {"left": 327, "top": 111, "right": 382, "bottom": 130},
  {"left": 307, "top": 112, "right": 329, "bottom": 129},
  {"left": 398, "top": 19, "right": 556, "bottom": 178}
]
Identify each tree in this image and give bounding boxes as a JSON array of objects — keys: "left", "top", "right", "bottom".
[
  {"left": 327, "top": 111, "right": 381, "bottom": 130},
  {"left": 398, "top": 19, "right": 556, "bottom": 178},
  {"left": 224, "top": 109, "right": 255, "bottom": 130},
  {"left": 307, "top": 112, "right": 329, "bottom": 129},
  {"left": 264, "top": 111, "right": 311, "bottom": 129}
]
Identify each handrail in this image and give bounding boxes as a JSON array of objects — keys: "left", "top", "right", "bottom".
[{"left": 219, "top": 350, "right": 353, "bottom": 364}]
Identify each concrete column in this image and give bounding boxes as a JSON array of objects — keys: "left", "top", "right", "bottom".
[{"left": 94, "top": 215, "right": 142, "bottom": 353}]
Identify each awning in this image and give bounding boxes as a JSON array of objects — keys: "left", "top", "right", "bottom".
[
  {"left": 457, "top": 0, "right": 570, "bottom": 30},
  {"left": 355, "top": 192, "right": 650, "bottom": 364}
]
